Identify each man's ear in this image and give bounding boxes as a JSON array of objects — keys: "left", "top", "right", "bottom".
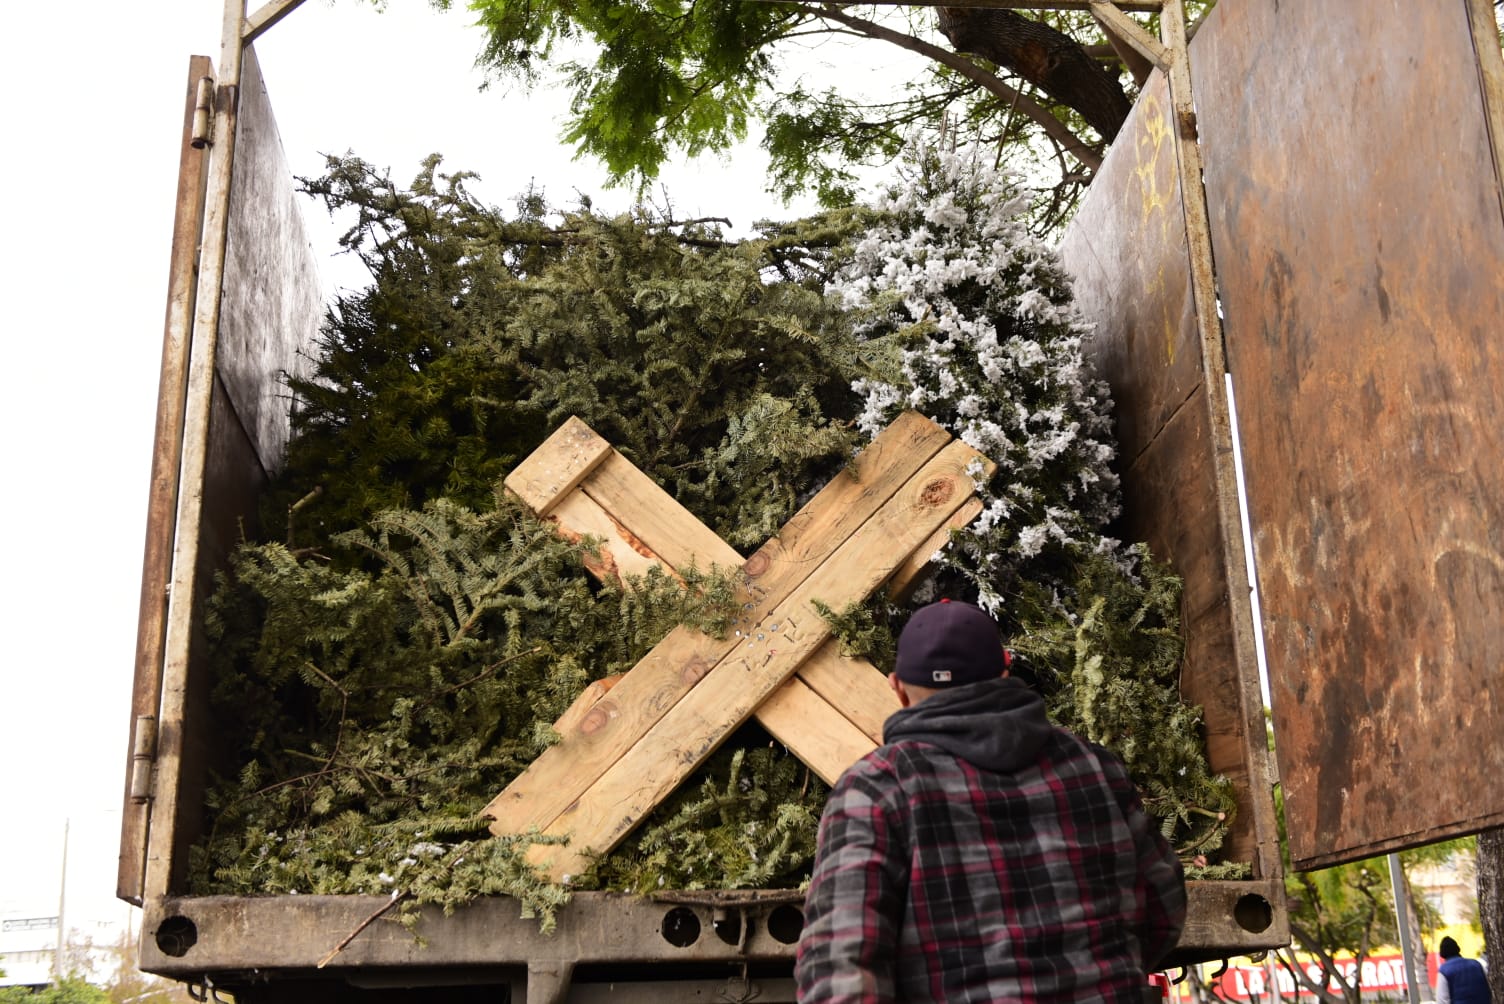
[{"left": 888, "top": 673, "right": 910, "bottom": 708}]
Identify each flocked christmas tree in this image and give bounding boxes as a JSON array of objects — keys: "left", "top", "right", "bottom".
[{"left": 192, "top": 142, "right": 1242, "bottom": 934}]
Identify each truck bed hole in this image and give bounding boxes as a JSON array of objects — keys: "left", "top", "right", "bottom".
[
  {"left": 661, "top": 906, "right": 701, "bottom": 947},
  {"left": 155, "top": 915, "right": 198, "bottom": 957},
  {"left": 1234, "top": 894, "right": 1274, "bottom": 933},
  {"left": 766, "top": 905, "right": 804, "bottom": 945}
]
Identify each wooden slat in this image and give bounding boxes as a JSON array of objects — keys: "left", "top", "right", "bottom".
[
  {"left": 546, "top": 489, "right": 670, "bottom": 584},
  {"left": 503, "top": 417, "right": 613, "bottom": 516},
  {"left": 1089, "top": 0, "right": 1170, "bottom": 73},
  {"left": 789, "top": 644, "right": 892, "bottom": 745},
  {"left": 528, "top": 440, "right": 994, "bottom": 878},
  {"left": 484, "top": 412, "right": 955, "bottom": 838},
  {"left": 754, "top": 676, "right": 882, "bottom": 786},
  {"left": 572, "top": 436, "right": 908, "bottom": 746},
  {"left": 525, "top": 421, "right": 904, "bottom": 763},
  {"left": 582, "top": 452, "right": 741, "bottom": 573},
  {"left": 551, "top": 675, "right": 623, "bottom": 740},
  {"left": 886, "top": 496, "right": 984, "bottom": 602}
]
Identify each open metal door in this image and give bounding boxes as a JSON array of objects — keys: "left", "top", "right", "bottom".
[
  {"left": 121, "top": 2, "right": 323, "bottom": 903},
  {"left": 1193, "top": 0, "right": 1504, "bottom": 870},
  {"left": 118, "top": 54, "right": 215, "bottom": 905}
]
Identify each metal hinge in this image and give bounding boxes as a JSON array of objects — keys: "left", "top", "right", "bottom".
[
  {"left": 191, "top": 77, "right": 215, "bottom": 149},
  {"left": 130, "top": 715, "right": 159, "bottom": 802}
]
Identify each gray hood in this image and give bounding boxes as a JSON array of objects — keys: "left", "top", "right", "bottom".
[{"left": 882, "top": 676, "right": 1050, "bottom": 773}]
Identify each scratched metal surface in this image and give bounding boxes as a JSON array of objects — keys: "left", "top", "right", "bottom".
[
  {"left": 217, "top": 44, "right": 323, "bottom": 476},
  {"left": 1193, "top": 0, "right": 1504, "bottom": 868},
  {"left": 1058, "top": 69, "right": 1275, "bottom": 874}
]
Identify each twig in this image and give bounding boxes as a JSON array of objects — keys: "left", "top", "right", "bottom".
[
  {"left": 317, "top": 844, "right": 473, "bottom": 968},
  {"left": 317, "top": 891, "right": 410, "bottom": 968},
  {"left": 286, "top": 486, "right": 323, "bottom": 548}
]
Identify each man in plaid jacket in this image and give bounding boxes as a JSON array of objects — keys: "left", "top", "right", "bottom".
[{"left": 795, "top": 599, "right": 1187, "bottom": 1003}]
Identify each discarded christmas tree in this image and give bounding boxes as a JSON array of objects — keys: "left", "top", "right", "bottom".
[{"left": 192, "top": 144, "right": 1241, "bottom": 932}]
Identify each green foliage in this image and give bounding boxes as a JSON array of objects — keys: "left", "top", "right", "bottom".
[
  {"left": 1010, "top": 547, "right": 1239, "bottom": 865},
  {"left": 415, "top": 1, "right": 1215, "bottom": 220},
  {"left": 276, "top": 155, "right": 866, "bottom": 552},
  {"left": 194, "top": 494, "right": 747, "bottom": 929},
  {"left": 197, "top": 147, "right": 1244, "bottom": 928},
  {"left": 0, "top": 981, "right": 110, "bottom": 1004},
  {"left": 589, "top": 744, "right": 825, "bottom": 894}
]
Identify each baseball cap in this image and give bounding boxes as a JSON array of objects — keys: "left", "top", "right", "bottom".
[{"left": 894, "top": 599, "right": 1009, "bottom": 688}]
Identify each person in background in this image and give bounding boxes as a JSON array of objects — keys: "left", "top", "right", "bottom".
[
  {"left": 1437, "top": 936, "right": 1492, "bottom": 1004},
  {"left": 795, "top": 599, "right": 1187, "bottom": 1003}
]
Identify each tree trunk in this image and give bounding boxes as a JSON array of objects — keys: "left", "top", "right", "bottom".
[
  {"left": 937, "top": 8, "right": 1133, "bottom": 141},
  {"left": 1479, "top": 827, "right": 1504, "bottom": 1002}
]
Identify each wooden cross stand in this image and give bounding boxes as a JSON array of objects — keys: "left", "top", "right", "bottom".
[{"left": 485, "top": 411, "right": 994, "bottom": 881}]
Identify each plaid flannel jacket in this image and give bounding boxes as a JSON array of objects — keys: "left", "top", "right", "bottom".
[{"left": 795, "top": 690, "right": 1186, "bottom": 1004}]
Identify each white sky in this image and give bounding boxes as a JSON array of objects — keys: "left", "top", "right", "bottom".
[{"left": 0, "top": 0, "right": 917, "bottom": 945}]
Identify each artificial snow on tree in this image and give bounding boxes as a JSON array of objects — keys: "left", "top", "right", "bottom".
[
  {"left": 835, "top": 142, "right": 1237, "bottom": 860},
  {"left": 192, "top": 146, "right": 1241, "bottom": 933}
]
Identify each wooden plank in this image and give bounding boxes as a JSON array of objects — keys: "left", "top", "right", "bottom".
[
  {"left": 582, "top": 452, "right": 741, "bottom": 574},
  {"left": 753, "top": 676, "right": 881, "bottom": 786},
  {"left": 886, "top": 496, "right": 983, "bottom": 602},
  {"left": 790, "top": 644, "right": 892, "bottom": 745},
  {"left": 573, "top": 439, "right": 905, "bottom": 746},
  {"left": 1089, "top": 0, "right": 1170, "bottom": 73},
  {"left": 528, "top": 440, "right": 994, "bottom": 878},
  {"left": 484, "top": 412, "right": 955, "bottom": 838},
  {"left": 551, "top": 675, "right": 623, "bottom": 740},
  {"left": 547, "top": 488, "right": 670, "bottom": 584},
  {"left": 502, "top": 416, "right": 613, "bottom": 516},
  {"left": 527, "top": 426, "right": 900, "bottom": 761}
]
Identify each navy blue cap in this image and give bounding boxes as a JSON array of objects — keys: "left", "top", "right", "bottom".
[{"left": 894, "top": 600, "right": 1008, "bottom": 688}]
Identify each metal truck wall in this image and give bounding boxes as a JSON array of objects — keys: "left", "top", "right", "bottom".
[
  {"left": 1066, "top": 0, "right": 1504, "bottom": 872},
  {"left": 1192, "top": 0, "right": 1504, "bottom": 870},
  {"left": 128, "top": 44, "right": 323, "bottom": 901},
  {"left": 1058, "top": 62, "right": 1282, "bottom": 890}
]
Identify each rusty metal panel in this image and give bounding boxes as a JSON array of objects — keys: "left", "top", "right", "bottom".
[
  {"left": 136, "top": 883, "right": 1281, "bottom": 988},
  {"left": 1193, "top": 0, "right": 1504, "bottom": 869},
  {"left": 219, "top": 43, "right": 322, "bottom": 474},
  {"left": 120, "top": 55, "right": 215, "bottom": 906},
  {"left": 1059, "top": 66, "right": 1283, "bottom": 891}
]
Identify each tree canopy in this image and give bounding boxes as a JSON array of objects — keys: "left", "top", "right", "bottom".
[{"left": 422, "top": 1, "right": 1211, "bottom": 225}]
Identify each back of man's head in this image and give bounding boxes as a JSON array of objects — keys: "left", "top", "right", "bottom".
[
  {"left": 894, "top": 600, "right": 1007, "bottom": 689},
  {"left": 1439, "top": 936, "right": 1461, "bottom": 959}
]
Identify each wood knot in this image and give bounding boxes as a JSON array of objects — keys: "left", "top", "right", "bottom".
[
  {"left": 742, "top": 550, "right": 771, "bottom": 577},
  {"left": 919, "top": 477, "right": 956, "bottom": 507},
  {"left": 679, "top": 656, "right": 714, "bottom": 687},
  {"left": 579, "top": 699, "right": 617, "bottom": 736}
]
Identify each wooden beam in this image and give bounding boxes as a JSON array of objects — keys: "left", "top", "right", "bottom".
[
  {"left": 515, "top": 417, "right": 909, "bottom": 754},
  {"left": 526, "top": 439, "right": 994, "bottom": 879},
  {"left": 1089, "top": 0, "right": 1169, "bottom": 85},
  {"left": 243, "top": 0, "right": 309, "bottom": 46},
  {"left": 485, "top": 413, "right": 955, "bottom": 841},
  {"left": 504, "top": 416, "right": 614, "bottom": 517}
]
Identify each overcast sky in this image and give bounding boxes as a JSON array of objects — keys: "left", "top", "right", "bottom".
[{"left": 0, "top": 0, "right": 911, "bottom": 944}]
